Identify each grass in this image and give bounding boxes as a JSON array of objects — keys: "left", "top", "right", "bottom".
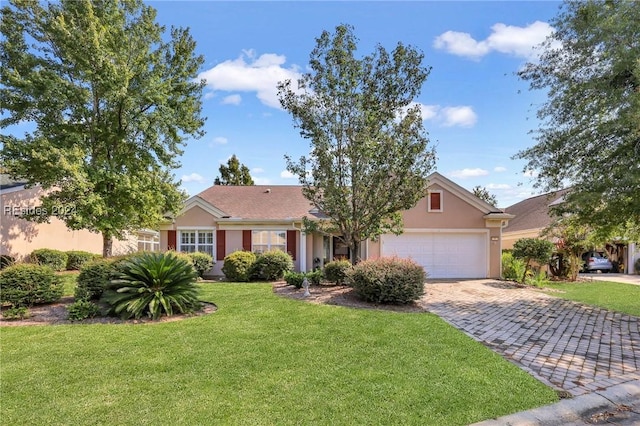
[
  {"left": 1, "top": 283, "right": 557, "bottom": 425},
  {"left": 57, "top": 271, "right": 79, "bottom": 296},
  {"left": 541, "top": 280, "right": 640, "bottom": 317}
]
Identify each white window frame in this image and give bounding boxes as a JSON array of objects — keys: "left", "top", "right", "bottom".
[
  {"left": 428, "top": 190, "right": 443, "bottom": 213},
  {"left": 251, "top": 230, "right": 287, "bottom": 254},
  {"left": 137, "top": 232, "right": 160, "bottom": 252},
  {"left": 177, "top": 228, "right": 215, "bottom": 257}
]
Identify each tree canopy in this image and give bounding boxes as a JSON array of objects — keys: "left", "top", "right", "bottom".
[
  {"left": 214, "top": 155, "right": 254, "bottom": 185},
  {"left": 0, "top": 0, "right": 206, "bottom": 256},
  {"left": 472, "top": 186, "right": 498, "bottom": 207},
  {"left": 278, "top": 24, "right": 435, "bottom": 264},
  {"left": 516, "top": 0, "right": 640, "bottom": 238}
]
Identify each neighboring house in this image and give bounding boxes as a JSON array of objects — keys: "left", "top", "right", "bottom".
[
  {"left": 0, "top": 175, "right": 155, "bottom": 259},
  {"left": 159, "top": 172, "right": 513, "bottom": 279},
  {"left": 503, "top": 189, "right": 638, "bottom": 274},
  {"left": 502, "top": 189, "right": 570, "bottom": 250}
]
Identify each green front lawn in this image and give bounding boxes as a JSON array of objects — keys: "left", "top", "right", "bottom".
[
  {"left": 541, "top": 281, "right": 640, "bottom": 317},
  {"left": 1, "top": 283, "right": 557, "bottom": 425}
]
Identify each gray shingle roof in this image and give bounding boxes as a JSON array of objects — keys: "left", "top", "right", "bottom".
[{"left": 504, "top": 189, "right": 570, "bottom": 233}]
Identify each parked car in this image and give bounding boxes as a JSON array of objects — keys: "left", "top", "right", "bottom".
[{"left": 581, "top": 251, "right": 613, "bottom": 273}]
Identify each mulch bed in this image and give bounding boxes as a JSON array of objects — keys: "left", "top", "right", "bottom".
[
  {"left": 272, "top": 282, "right": 429, "bottom": 313},
  {"left": 0, "top": 297, "right": 217, "bottom": 327}
]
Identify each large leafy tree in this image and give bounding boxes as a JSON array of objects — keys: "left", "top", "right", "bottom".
[
  {"left": 214, "top": 154, "right": 254, "bottom": 185},
  {"left": 0, "top": 0, "right": 206, "bottom": 256},
  {"left": 516, "top": 0, "right": 640, "bottom": 238},
  {"left": 278, "top": 24, "right": 435, "bottom": 264}
]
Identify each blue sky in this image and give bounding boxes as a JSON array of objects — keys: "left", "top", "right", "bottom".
[{"left": 9, "top": 1, "right": 564, "bottom": 208}]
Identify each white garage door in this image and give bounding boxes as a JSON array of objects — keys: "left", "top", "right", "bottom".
[{"left": 381, "top": 232, "right": 488, "bottom": 279}]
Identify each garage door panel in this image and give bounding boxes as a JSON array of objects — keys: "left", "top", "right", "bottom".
[{"left": 381, "top": 232, "right": 487, "bottom": 279}]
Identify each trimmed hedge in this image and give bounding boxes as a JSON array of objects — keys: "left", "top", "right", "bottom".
[
  {"left": 348, "top": 257, "right": 426, "bottom": 304},
  {"left": 250, "top": 250, "right": 294, "bottom": 281},
  {"left": 30, "top": 248, "right": 68, "bottom": 271},
  {"left": 66, "top": 251, "right": 99, "bottom": 270},
  {"left": 324, "top": 260, "right": 352, "bottom": 285},
  {"left": 222, "top": 251, "right": 256, "bottom": 282},
  {"left": 187, "top": 252, "right": 214, "bottom": 278},
  {"left": 75, "top": 258, "right": 122, "bottom": 301},
  {"left": 0, "top": 263, "right": 64, "bottom": 307},
  {"left": 284, "top": 271, "right": 306, "bottom": 289}
]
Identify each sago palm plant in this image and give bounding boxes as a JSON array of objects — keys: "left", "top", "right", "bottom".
[{"left": 103, "top": 252, "right": 201, "bottom": 320}]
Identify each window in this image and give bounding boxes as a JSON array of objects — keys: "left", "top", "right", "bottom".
[
  {"left": 179, "top": 230, "right": 214, "bottom": 256},
  {"left": 428, "top": 190, "right": 443, "bottom": 212},
  {"left": 252, "top": 230, "right": 286, "bottom": 254},
  {"left": 137, "top": 232, "right": 160, "bottom": 252}
]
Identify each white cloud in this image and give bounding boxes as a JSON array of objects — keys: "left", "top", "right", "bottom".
[
  {"left": 434, "top": 21, "right": 554, "bottom": 60},
  {"left": 251, "top": 167, "right": 264, "bottom": 174},
  {"left": 280, "top": 170, "right": 295, "bottom": 179},
  {"left": 253, "top": 177, "right": 271, "bottom": 185},
  {"left": 486, "top": 183, "right": 512, "bottom": 190},
  {"left": 204, "top": 92, "right": 216, "bottom": 100},
  {"left": 523, "top": 169, "right": 539, "bottom": 177},
  {"left": 181, "top": 173, "right": 206, "bottom": 183},
  {"left": 221, "top": 94, "right": 242, "bottom": 105},
  {"left": 212, "top": 136, "right": 228, "bottom": 145},
  {"left": 404, "top": 102, "right": 478, "bottom": 128},
  {"left": 433, "top": 31, "right": 490, "bottom": 60},
  {"left": 441, "top": 106, "right": 477, "bottom": 127},
  {"left": 494, "top": 166, "right": 507, "bottom": 173},
  {"left": 449, "top": 168, "right": 489, "bottom": 179},
  {"left": 197, "top": 51, "right": 302, "bottom": 109}
]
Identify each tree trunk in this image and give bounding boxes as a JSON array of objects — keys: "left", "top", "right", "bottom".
[
  {"left": 102, "top": 232, "right": 113, "bottom": 258},
  {"left": 350, "top": 239, "right": 360, "bottom": 265}
]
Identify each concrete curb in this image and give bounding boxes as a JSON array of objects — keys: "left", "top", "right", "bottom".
[{"left": 471, "top": 380, "right": 640, "bottom": 426}]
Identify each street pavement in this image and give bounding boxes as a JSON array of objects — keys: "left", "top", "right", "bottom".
[{"left": 421, "top": 280, "right": 640, "bottom": 425}]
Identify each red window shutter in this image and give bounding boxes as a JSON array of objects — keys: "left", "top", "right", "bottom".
[
  {"left": 168, "top": 230, "right": 177, "bottom": 250},
  {"left": 242, "top": 230, "right": 252, "bottom": 251},
  {"left": 216, "top": 230, "right": 226, "bottom": 261},
  {"left": 286, "top": 230, "right": 297, "bottom": 261},
  {"left": 430, "top": 192, "right": 441, "bottom": 210}
]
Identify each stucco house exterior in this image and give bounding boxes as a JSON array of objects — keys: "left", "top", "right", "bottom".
[
  {"left": 159, "top": 172, "right": 513, "bottom": 279},
  {"left": 0, "top": 175, "right": 156, "bottom": 260},
  {"left": 503, "top": 189, "right": 638, "bottom": 274}
]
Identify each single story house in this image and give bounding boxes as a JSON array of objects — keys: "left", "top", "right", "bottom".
[
  {"left": 0, "top": 175, "right": 156, "bottom": 260},
  {"left": 503, "top": 189, "right": 638, "bottom": 274},
  {"left": 160, "top": 172, "right": 514, "bottom": 279}
]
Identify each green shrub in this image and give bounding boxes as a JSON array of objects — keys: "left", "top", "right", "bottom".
[
  {"left": 512, "top": 238, "right": 554, "bottom": 283},
  {"left": 306, "top": 270, "right": 323, "bottom": 286},
  {"left": 30, "top": 248, "right": 68, "bottom": 271},
  {"left": 0, "top": 263, "right": 63, "bottom": 307},
  {"left": 75, "top": 258, "right": 123, "bottom": 301},
  {"left": 502, "top": 252, "right": 527, "bottom": 282},
  {"left": 222, "top": 251, "right": 256, "bottom": 282},
  {"left": 186, "top": 252, "right": 214, "bottom": 278},
  {"left": 324, "top": 260, "right": 352, "bottom": 285},
  {"left": 67, "top": 300, "right": 101, "bottom": 321},
  {"left": 250, "top": 250, "right": 294, "bottom": 281},
  {"left": 1, "top": 255, "right": 15, "bottom": 269},
  {"left": 103, "top": 252, "right": 201, "bottom": 320},
  {"left": 284, "top": 271, "right": 306, "bottom": 289},
  {"left": 526, "top": 270, "right": 550, "bottom": 288},
  {"left": 2, "top": 306, "right": 29, "bottom": 320},
  {"left": 66, "top": 251, "right": 99, "bottom": 270},
  {"left": 347, "top": 257, "right": 426, "bottom": 304}
]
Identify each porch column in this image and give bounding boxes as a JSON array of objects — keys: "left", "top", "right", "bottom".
[{"left": 299, "top": 232, "right": 307, "bottom": 272}]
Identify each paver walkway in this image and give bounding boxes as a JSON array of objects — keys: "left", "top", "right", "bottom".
[{"left": 422, "top": 281, "right": 640, "bottom": 396}]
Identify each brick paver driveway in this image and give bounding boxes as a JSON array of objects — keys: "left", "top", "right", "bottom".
[{"left": 422, "top": 281, "right": 640, "bottom": 396}]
